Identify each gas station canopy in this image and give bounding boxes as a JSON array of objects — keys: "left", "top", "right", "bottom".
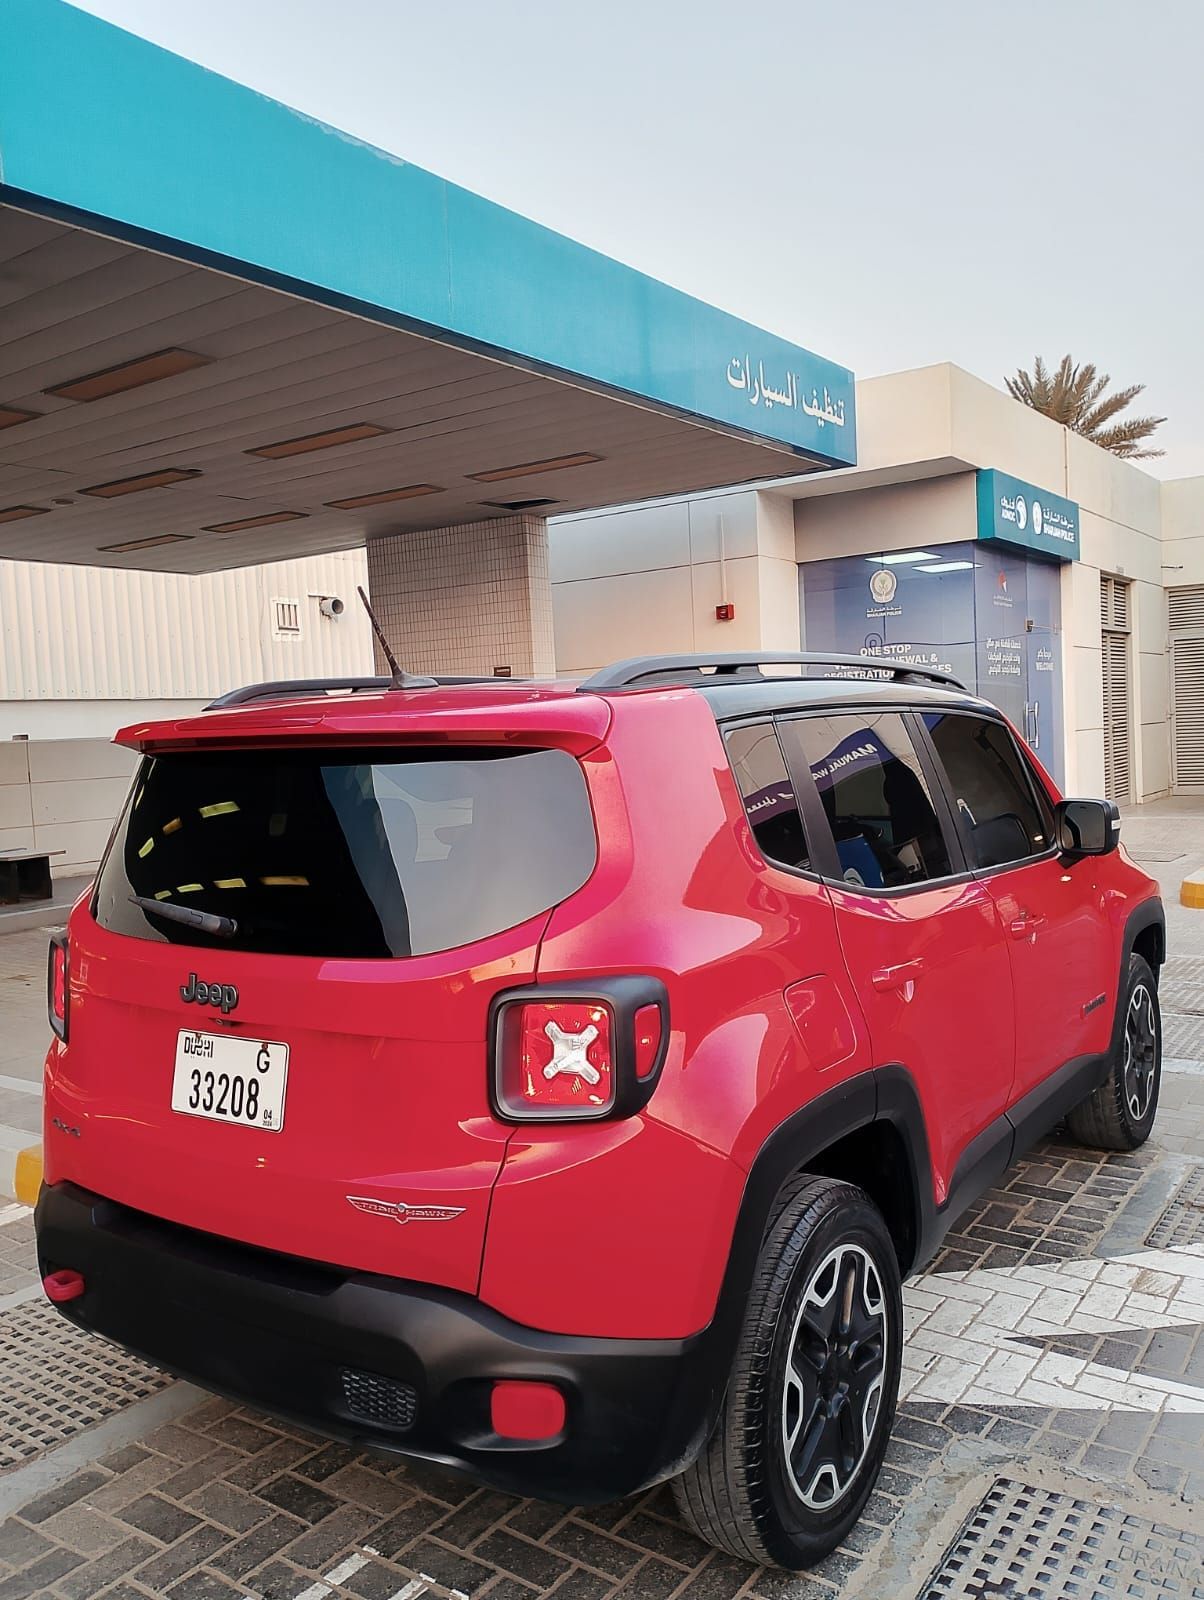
[{"left": 0, "top": 0, "right": 856, "bottom": 573}]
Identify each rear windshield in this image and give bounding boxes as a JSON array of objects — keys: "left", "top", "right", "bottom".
[{"left": 93, "top": 746, "right": 596, "bottom": 958}]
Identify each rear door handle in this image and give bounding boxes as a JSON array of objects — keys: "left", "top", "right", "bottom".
[
  {"left": 871, "top": 959, "right": 924, "bottom": 993},
  {"left": 1009, "top": 912, "right": 1047, "bottom": 939}
]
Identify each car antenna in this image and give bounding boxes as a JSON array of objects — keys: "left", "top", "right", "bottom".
[{"left": 356, "top": 586, "right": 437, "bottom": 690}]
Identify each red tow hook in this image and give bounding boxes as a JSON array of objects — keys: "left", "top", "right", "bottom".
[{"left": 43, "top": 1269, "right": 86, "bottom": 1304}]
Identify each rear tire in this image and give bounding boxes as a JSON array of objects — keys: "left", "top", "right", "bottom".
[
  {"left": 673, "top": 1176, "right": 901, "bottom": 1570},
  {"left": 1066, "top": 953, "right": 1161, "bottom": 1151}
]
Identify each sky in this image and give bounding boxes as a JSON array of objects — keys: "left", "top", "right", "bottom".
[{"left": 73, "top": 0, "right": 1204, "bottom": 479}]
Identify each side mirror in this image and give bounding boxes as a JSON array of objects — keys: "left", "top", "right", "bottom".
[{"left": 1055, "top": 797, "right": 1121, "bottom": 858}]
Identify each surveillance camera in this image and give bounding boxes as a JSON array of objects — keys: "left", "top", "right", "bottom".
[{"left": 318, "top": 595, "right": 345, "bottom": 619}]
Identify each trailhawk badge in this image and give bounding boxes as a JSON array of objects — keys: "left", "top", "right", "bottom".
[{"left": 346, "top": 1195, "right": 465, "bottom": 1225}]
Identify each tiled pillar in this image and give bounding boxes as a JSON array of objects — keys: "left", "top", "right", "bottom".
[{"left": 365, "top": 516, "right": 555, "bottom": 677}]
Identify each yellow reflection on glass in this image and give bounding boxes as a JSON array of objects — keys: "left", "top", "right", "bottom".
[
  {"left": 177, "top": 883, "right": 203, "bottom": 894},
  {"left": 214, "top": 877, "right": 247, "bottom": 889},
  {"left": 163, "top": 817, "right": 183, "bottom": 835},
  {"left": 153, "top": 890, "right": 172, "bottom": 901},
  {"left": 137, "top": 838, "right": 154, "bottom": 858},
  {"left": 199, "top": 801, "right": 240, "bottom": 819},
  {"left": 260, "top": 875, "right": 309, "bottom": 886}
]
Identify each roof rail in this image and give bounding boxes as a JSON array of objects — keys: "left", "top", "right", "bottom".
[
  {"left": 576, "top": 652, "right": 966, "bottom": 693},
  {"left": 205, "top": 674, "right": 525, "bottom": 709}
]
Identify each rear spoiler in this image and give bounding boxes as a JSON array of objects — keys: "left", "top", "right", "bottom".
[{"left": 115, "top": 687, "right": 612, "bottom": 758}]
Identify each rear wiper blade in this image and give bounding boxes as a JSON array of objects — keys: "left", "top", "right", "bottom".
[{"left": 129, "top": 895, "right": 238, "bottom": 938}]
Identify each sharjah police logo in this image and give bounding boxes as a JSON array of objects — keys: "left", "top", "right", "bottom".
[{"left": 869, "top": 568, "right": 898, "bottom": 604}]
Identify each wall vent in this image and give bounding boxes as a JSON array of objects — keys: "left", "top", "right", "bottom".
[
  {"left": 1099, "top": 573, "right": 1131, "bottom": 632},
  {"left": 272, "top": 597, "right": 302, "bottom": 640},
  {"left": 1168, "top": 584, "right": 1204, "bottom": 633}
]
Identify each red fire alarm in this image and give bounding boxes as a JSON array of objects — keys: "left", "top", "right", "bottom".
[{"left": 715, "top": 603, "right": 735, "bottom": 621}]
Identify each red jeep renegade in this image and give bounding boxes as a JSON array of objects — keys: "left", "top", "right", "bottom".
[{"left": 35, "top": 653, "right": 1164, "bottom": 1570}]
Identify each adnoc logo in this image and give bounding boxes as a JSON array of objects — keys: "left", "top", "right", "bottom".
[
  {"left": 977, "top": 469, "right": 1080, "bottom": 562},
  {"left": 869, "top": 568, "right": 898, "bottom": 604}
]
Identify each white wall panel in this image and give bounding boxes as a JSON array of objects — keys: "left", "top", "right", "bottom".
[
  {"left": 31, "top": 775, "right": 132, "bottom": 827},
  {"left": 553, "top": 568, "right": 696, "bottom": 671},
  {"left": 0, "top": 785, "right": 33, "bottom": 831},
  {"left": 0, "top": 548, "right": 372, "bottom": 707},
  {"left": 27, "top": 737, "right": 138, "bottom": 783}
]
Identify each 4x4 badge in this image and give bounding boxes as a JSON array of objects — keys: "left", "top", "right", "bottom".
[{"left": 346, "top": 1195, "right": 465, "bottom": 1225}]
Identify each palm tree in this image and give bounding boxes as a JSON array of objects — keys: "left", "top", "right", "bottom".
[{"left": 1005, "top": 355, "right": 1165, "bottom": 459}]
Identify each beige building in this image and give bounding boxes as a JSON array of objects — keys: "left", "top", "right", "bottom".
[{"left": 553, "top": 363, "right": 1201, "bottom": 807}]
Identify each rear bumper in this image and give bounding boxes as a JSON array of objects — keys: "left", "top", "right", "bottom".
[{"left": 35, "top": 1182, "right": 718, "bottom": 1503}]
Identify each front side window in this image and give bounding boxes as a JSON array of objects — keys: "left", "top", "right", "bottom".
[
  {"left": 93, "top": 745, "right": 597, "bottom": 958},
  {"left": 724, "top": 721, "right": 812, "bottom": 873},
  {"left": 921, "top": 712, "right": 1052, "bottom": 869},
  {"left": 783, "top": 712, "right": 953, "bottom": 889}
]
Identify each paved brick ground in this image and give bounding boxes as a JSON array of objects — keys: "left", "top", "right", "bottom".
[{"left": 0, "top": 800, "right": 1201, "bottom": 1597}]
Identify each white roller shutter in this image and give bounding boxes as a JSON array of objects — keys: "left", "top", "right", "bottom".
[
  {"left": 1100, "top": 575, "right": 1133, "bottom": 805},
  {"left": 1169, "top": 586, "right": 1204, "bottom": 793}
]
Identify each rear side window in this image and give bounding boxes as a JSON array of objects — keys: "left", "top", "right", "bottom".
[
  {"left": 783, "top": 713, "right": 953, "bottom": 889},
  {"left": 921, "top": 712, "right": 1052, "bottom": 868},
  {"left": 724, "top": 721, "right": 812, "bottom": 873},
  {"left": 93, "top": 746, "right": 596, "bottom": 958}
]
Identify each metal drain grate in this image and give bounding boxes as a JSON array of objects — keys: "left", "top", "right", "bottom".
[
  {"left": 340, "top": 1367, "right": 418, "bottom": 1431},
  {"left": 1146, "top": 1166, "right": 1204, "bottom": 1249},
  {"left": 0, "top": 1300, "right": 172, "bottom": 1467},
  {"left": 923, "top": 1478, "right": 1204, "bottom": 1598}
]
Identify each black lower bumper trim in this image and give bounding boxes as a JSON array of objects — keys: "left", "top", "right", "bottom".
[{"left": 35, "top": 1183, "right": 717, "bottom": 1503}]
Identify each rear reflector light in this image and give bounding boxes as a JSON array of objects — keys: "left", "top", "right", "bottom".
[
  {"left": 48, "top": 931, "right": 68, "bottom": 1041},
  {"left": 43, "top": 1269, "right": 86, "bottom": 1303},
  {"left": 633, "top": 1004, "right": 662, "bottom": 1079},
  {"left": 497, "top": 1000, "right": 615, "bottom": 1118},
  {"left": 490, "top": 1380, "right": 566, "bottom": 1441}
]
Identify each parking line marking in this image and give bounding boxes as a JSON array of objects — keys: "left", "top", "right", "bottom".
[{"left": 294, "top": 1552, "right": 372, "bottom": 1600}]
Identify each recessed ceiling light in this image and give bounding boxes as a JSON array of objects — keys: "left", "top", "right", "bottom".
[
  {"left": 0, "top": 505, "right": 49, "bottom": 524},
  {"left": 247, "top": 423, "right": 390, "bottom": 459},
  {"left": 98, "top": 534, "right": 194, "bottom": 553},
  {"left": 0, "top": 406, "right": 40, "bottom": 430},
  {"left": 81, "top": 468, "right": 202, "bottom": 498},
  {"left": 482, "top": 498, "right": 560, "bottom": 512},
  {"left": 202, "top": 511, "right": 309, "bottom": 534},
  {"left": 863, "top": 551, "right": 937, "bottom": 566},
  {"left": 468, "top": 452, "right": 602, "bottom": 483},
  {"left": 46, "top": 348, "right": 211, "bottom": 403},
  {"left": 325, "top": 483, "right": 443, "bottom": 509},
  {"left": 917, "top": 560, "right": 976, "bottom": 572}
]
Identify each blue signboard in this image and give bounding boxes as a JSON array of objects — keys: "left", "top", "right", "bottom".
[
  {"left": 0, "top": 0, "right": 856, "bottom": 467},
  {"left": 976, "top": 470, "right": 1080, "bottom": 562},
  {"left": 800, "top": 538, "right": 1066, "bottom": 785}
]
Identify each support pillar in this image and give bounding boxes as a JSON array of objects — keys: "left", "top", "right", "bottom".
[{"left": 365, "top": 516, "right": 555, "bottom": 678}]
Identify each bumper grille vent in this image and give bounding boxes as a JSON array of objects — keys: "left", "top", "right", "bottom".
[{"left": 340, "top": 1367, "right": 418, "bottom": 1431}]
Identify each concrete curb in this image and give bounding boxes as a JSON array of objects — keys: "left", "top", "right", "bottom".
[
  {"left": 2, "top": 1142, "right": 41, "bottom": 1205},
  {"left": 1181, "top": 868, "right": 1204, "bottom": 907}
]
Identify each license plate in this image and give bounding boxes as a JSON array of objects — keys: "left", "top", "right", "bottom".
[{"left": 171, "top": 1030, "right": 289, "bottom": 1132}]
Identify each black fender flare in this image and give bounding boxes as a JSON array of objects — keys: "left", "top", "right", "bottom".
[
  {"left": 686, "top": 1066, "right": 934, "bottom": 1441},
  {"left": 1099, "top": 891, "right": 1166, "bottom": 1068}
]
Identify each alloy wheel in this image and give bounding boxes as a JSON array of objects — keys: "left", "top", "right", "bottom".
[
  {"left": 1123, "top": 982, "right": 1158, "bottom": 1121},
  {"left": 780, "top": 1243, "right": 887, "bottom": 1511}
]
